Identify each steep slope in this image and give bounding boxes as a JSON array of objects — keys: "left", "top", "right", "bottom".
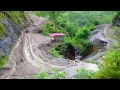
[
  {"left": 0, "top": 11, "right": 32, "bottom": 64},
  {"left": 1, "top": 12, "right": 118, "bottom": 79}
]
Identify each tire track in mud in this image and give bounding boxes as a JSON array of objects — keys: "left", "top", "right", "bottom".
[
  {"left": 2, "top": 15, "right": 100, "bottom": 79},
  {"left": 24, "top": 33, "right": 70, "bottom": 71},
  {"left": 1, "top": 33, "right": 23, "bottom": 79}
]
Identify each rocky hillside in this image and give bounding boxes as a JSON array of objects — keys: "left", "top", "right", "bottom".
[{"left": 0, "top": 11, "right": 32, "bottom": 61}]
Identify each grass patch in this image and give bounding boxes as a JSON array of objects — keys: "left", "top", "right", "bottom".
[
  {"left": 49, "top": 48, "right": 62, "bottom": 57},
  {"left": 35, "top": 69, "right": 67, "bottom": 79},
  {"left": 9, "top": 11, "right": 29, "bottom": 25},
  {"left": 85, "top": 59, "right": 98, "bottom": 65},
  {"left": 0, "top": 13, "right": 7, "bottom": 19},
  {"left": 34, "top": 70, "right": 48, "bottom": 79},
  {"left": 0, "top": 22, "right": 6, "bottom": 37},
  {"left": 50, "top": 69, "right": 67, "bottom": 79},
  {"left": 74, "top": 68, "right": 96, "bottom": 79},
  {"left": 0, "top": 55, "right": 8, "bottom": 68}
]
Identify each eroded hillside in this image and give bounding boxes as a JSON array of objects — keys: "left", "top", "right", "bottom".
[{"left": 0, "top": 11, "right": 32, "bottom": 65}]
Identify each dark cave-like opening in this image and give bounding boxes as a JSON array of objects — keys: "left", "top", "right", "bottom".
[{"left": 64, "top": 44, "right": 75, "bottom": 60}]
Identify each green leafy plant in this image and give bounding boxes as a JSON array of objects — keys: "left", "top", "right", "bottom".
[
  {"left": 74, "top": 68, "right": 96, "bottom": 79},
  {"left": 35, "top": 69, "right": 67, "bottom": 79},
  {"left": 49, "top": 48, "right": 62, "bottom": 57},
  {"left": 34, "top": 70, "right": 48, "bottom": 79},
  {"left": 41, "top": 22, "right": 55, "bottom": 36},
  {"left": 0, "top": 55, "right": 8, "bottom": 68},
  {"left": 50, "top": 69, "right": 67, "bottom": 79},
  {"left": 92, "top": 48, "right": 120, "bottom": 79}
]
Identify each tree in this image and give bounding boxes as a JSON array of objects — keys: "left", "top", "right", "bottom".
[{"left": 46, "top": 11, "right": 62, "bottom": 32}]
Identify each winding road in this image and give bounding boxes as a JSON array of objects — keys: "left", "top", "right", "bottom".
[{"left": 2, "top": 14, "right": 116, "bottom": 79}]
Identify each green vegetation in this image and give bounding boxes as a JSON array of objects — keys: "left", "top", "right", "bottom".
[
  {"left": 74, "top": 26, "right": 92, "bottom": 56},
  {"left": 112, "top": 11, "right": 120, "bottom": 26},
  {"left": 35, "top": 69, "right": 67, "bottom": 79},
  {"left": 85, "top": 59, "right": 98, "bottom": 65},
  {"left": 10, "top": 11, "right": 21, "bottom": 24},
  {"left": 35, "top": 11, "right": 116, "bottom": 57},
  {"left": 0, "top": 55, "right": 8, "bottom": 68},
  {"left": 0, "top": 11, "right": 30, "bottom": 38},
  {"left": 42, "top": 21, "right": 56, "bottom": 36},
  {"left": 10, "top": 11, "right": 28, "bottom": 25},
  {"left": 55, "top": 42, "right": 75, "bottom": 57},
  {"left": 91, "top": 26, "right": 120, "bottom": 79},
  {"left": 0, "top": 11, "right": 119, "bottom": 79},
  {"left": 0, "top": 12, "right": 7, "bottom": 19},
  {"left": 34, "top": 70, "right": 48, "bottom": 79},
  {"left": 92, "top": 48, "right": 120, "bottom": 79},
  {"left": 49, "top": 48, "right": 62, "bottom": 57},
  {"left": 50, "top": 69, "right": 67, "bottom": 79},
  {"left": 34, "top": 12, "right": 120, "bottom": 79},
  {"left": 74, "top": 68, "right": 96, "bottom": 79},
  {"left": 0, "top": 22, "right": 6, "bottom": 37}
]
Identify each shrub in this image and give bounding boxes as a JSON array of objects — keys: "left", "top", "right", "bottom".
[
  {"left": 75, "top": 26, "right": 91, "bottom": 39},
  {"left": 92, "top": 48, "right": 120, "bottom": 79},
  {"left": 34, "top": 70, "right": 48, "bottom": 79},
  {"left": 41, "top": 22, "right": 56, "bottom": 36},
  {"left": 0, "top": 55, "right": 8, "bottom": 68},
  {"left": 55, "top": 42, "right": 71, "bottom": 56},
  {"left": 88, "top": 24, "right": 96, "bottom": 31},
  {"left": 50, "top": 69, "right": 67, "bottom": 79},
  {"left": 49, "top": 48, "right": 62, "bottom": 57},
  {"left": 35, "top": 69, "right": 67, "bottom": 79},
  {"left": 74, "top": 68, "right": 96, "bottom": 79},
  {"left": 93, "top": 21, "right": 99, "bottom": 25}
]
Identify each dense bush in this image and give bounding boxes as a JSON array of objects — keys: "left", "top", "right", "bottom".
[
  {"left": 41, "top": 21, "right": 56, "bottom": 36},
  {"left": 92, "top": 47, "right": 120, "bottom": 79},
  {"left": 35, "top": 11, "right": 116, "bottom": 57},
  {"left": 75, "top": 26, "right": 92, "bottom": 56},
  {"left": 75, "top": 26, "right": 91, "bottom": 39},
  {"left": 55, "top": 42, "right": 74, "bottom": 56}
]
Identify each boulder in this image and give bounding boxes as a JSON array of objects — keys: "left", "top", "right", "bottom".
[{"left": 90, "top": 26, "right": 108, "bottom": 46}]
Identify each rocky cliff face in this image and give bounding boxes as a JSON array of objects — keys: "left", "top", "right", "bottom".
[{"left": 0, "top": 11, "right": 32, "bottom": 59}]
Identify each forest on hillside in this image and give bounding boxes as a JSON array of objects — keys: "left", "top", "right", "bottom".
[
  {"left": 33, "top": 11, "right": 120, "bottom": 79},
  {"left": 34, "top": 11, "right": 116, "bottom": 57}
]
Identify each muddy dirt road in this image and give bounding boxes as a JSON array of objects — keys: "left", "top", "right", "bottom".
[{"left": 0, "top": 14, "right": 99, "bottom": 79}]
